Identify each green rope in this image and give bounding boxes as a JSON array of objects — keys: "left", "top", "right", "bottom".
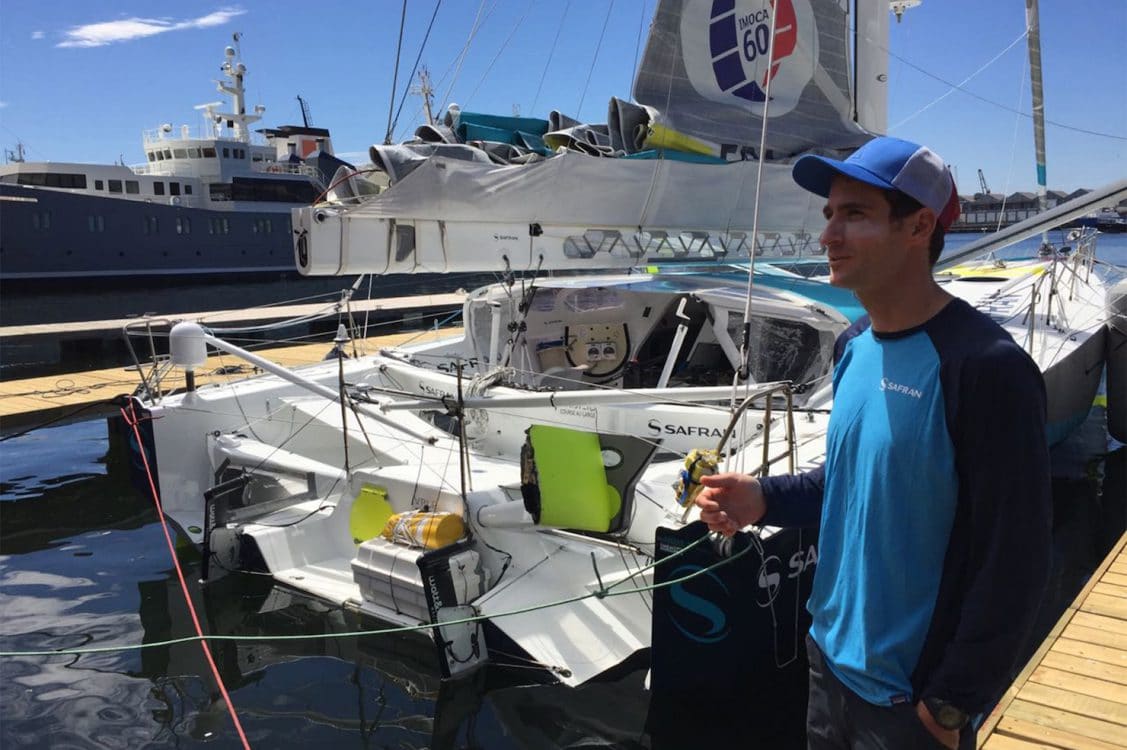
[{"left": 0, "top": 531, "right": 756, "bottom": 658}]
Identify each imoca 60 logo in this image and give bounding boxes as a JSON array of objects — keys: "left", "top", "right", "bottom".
[{"left": 680, "top": 0, "right": 818, "bottom": 117}]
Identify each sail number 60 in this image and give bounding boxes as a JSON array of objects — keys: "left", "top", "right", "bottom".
[{"left": 743, "top": 24, "right": 771, "bottom": 61}]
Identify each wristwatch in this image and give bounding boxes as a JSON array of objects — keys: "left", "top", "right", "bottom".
[{"left": 923, "top": 697, "right": 969, "bottom": 731}]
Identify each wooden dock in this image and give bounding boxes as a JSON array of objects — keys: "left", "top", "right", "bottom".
[
  {"left": 978, "top": 530, "right": 1127, "bottom": 748},
  {"left": 0, "top": 326, "right": 464, "bottom": 429}
]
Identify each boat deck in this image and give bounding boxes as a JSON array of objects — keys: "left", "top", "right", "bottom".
[
  {"left": 978, "top": 530, "right": 1127, "bottom": 748},
  {"left": 0, "top": 326, "right": 464, "bottom": 428}
]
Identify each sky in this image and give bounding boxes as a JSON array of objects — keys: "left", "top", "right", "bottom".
[{"left": 0, "top": 0, "right": 1123, "bottom": 196}]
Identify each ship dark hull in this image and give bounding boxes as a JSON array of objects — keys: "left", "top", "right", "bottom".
[{"left": 0, "top": 184, "right": 302, "bottom": 281}]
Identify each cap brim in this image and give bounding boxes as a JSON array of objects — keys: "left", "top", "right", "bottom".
[{"left": 792, "top": 154, "right": 896, "bottom": 198}]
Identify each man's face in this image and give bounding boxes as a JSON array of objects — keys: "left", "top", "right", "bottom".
[{"left": 819, "top": 176, "right": 919, "bottom": 294}]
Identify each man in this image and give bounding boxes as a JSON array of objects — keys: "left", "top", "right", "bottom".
[{"left": 695, "top": 136, "right": 1051, "bottom": 749}]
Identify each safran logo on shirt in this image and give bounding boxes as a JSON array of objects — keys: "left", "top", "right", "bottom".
[{"left": 880, "top": 377, "right": 923, "bottom": 399}]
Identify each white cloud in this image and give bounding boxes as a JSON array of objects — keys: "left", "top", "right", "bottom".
[
  {"left": 57, "top": 7, "right": 245, "bottom": 48},
  {"left": 31, "top": 31, "right": 45, "bottom": 40}
]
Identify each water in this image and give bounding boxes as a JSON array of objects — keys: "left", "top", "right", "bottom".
[
  {"left": 2, "top": 234, "right": 1125, "bottom": 748},
  {"left": 2, "top": 415, "right": 1124, "bottom": 747}
]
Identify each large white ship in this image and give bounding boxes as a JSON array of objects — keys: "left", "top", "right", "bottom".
[{"left": 0, "top": 40, "right": 353, "bottom": 284}]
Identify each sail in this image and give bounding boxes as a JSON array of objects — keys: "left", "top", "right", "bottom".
[{"left": 633, "top": 0, "right": 876, "bottom": 158}]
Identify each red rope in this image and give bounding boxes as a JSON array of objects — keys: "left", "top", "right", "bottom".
[{"left": 121, "top": 402, "right": 252, "bottom": 749}]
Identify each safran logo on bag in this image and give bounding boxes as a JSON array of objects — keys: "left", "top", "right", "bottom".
[{"left": 680, "top": 0, "right": 817, "bottom": 117}]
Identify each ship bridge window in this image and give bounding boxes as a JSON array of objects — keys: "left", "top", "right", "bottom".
[
  {"left": 108, "top": 179, "right": 122, "bottom": 193},
  {"left": 230, "top": 177, "right": 316, "bottom": 204},
  {"left": 188, "top": 147, "right": 200, "bottom": 158},
  {"left": 147, "top": 152, "right": 156, "bottom": 162},
  {"left": 173, "top": 149, "right": 187, "bottom": 159},
  {"left": 222, "top": 147, "right": 230, "bottom": 158},
  {"left": 163, "top": 149, "right": 172, "bottom": 160},
  {"left": 94, "top": 180, "right": 104, "bottom": 190},
  {"left": 184, "top": 184, "right": 193, "bottom": 195},
  {"left": 202, "top": 147, "right": 217, "bottom": 158},
  {"left": 153, "top": 182, "right": 165, "bottom": 196},
  {"left": 155, "top": 151, "right": 165, "bottom": 161},
  {"left": 125, "top": 180, "right": 139, "bottom": 194},
  {"left": 169, "top": 182, "right": 181, "bottom": 196},
  {"left": 16, "top": 172, "right": 88, "bottom": 189}
]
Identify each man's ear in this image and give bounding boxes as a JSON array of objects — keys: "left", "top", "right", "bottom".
[{"left": 914, "top": 208, "right": 938, "bottom": 237}]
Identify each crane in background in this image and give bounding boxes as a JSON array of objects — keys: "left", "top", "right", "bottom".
[{"left": 977, "top": 168, "right": 990, "bottom": 195}]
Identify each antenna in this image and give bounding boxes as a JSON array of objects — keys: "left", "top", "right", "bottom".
[
  {"left": 4, "top": 142, "right": 26, "bottom": 163},
  {"left": 296, "top": 95, "right": 312, "bottom": 128},
  {"left": 410, "top": 67, "right": 436, "bottom": 128}
]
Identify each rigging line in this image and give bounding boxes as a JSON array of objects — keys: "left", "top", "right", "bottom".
[
  {"left": 437, "top": 0, "right": 494, "bottom": 116},
  {"left": 384, "top": 0, "right": 411, "bottom": 145},
  {"left": 884, "top": 47, "right": 1127, "bottom": 142},
  {"left": 464, "top": 0, "right": 536, "bottom": 108},
  {"left": 890, "top": 29, "right": 1029, "bottom": 131},
  {"left": 530, "top": 0, "right": 571, "bottom": 116},
  {"left": 576, "top": 0, "right": 616, "bottom": 118},
  {"left": 390, "top": 0, "right": 443, "bottom": 138},
  {"left": 635, "top": 5, "right": 681, "bottom": 226},
  {"left": 732, "top": 0, "right": 782, "bottom": 424},
  {"left": 995, "top": 62, "right": 1029, "bottom": 233},
  {"left": 3, "top": 532, "right": 751, "bottom": 658},
  {"left": 120, "top": 403, "right": 252, "bottom": 750},
  {"left": 630, "top": 0, "right": 648, "bottom": 94}
]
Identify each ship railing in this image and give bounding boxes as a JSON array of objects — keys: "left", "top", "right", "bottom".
[
  {"left": 122, "top": 318, "right": 178, "bottom": 403},
  {"left": 251, "top": 161, "right": 320, "bottom": 178}
]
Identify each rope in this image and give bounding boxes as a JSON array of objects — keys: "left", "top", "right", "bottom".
[
  {"left": 390, "top": 0, "right": 443, "bottom": 137},
  {"left": 576, "top": 0, "right": 615, "bottom": 118},
  {"left": 2, "top": 531, "right": 732, "bottom": 658},
  {"left": 384, "top": 0, "right": 410, "bottom": 145},
  {"left": 119, "top": 402, "right": 251, "bottom": 749},
  {"left": 530, "top": 0, "right": 571, "bottom": 116}
]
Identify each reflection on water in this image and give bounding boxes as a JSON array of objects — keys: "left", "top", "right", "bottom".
[{"left": 1, "top": 411, "right": 1124, "bottom": 748}]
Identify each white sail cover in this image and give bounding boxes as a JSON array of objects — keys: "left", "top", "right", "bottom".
[
  {"left": 293, "top": 0, "right": 889, "bottom": 276},
  {"left": 634, "top": 0, "right": 874, "bottom": 157},
  {"left": 294, "top": 152, "right": 829, "bottom": 275}
]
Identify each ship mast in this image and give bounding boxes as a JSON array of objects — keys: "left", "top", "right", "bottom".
[
  {"left": 412, "top": 67, "right": 436, "bottom": 128},
  {"left": 206, "top": 33, "right": 264, "bottom": 142}
]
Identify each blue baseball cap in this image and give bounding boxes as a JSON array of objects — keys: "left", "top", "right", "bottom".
[{"left": 792, "top": 136, "right": 961, "bottom": 229}]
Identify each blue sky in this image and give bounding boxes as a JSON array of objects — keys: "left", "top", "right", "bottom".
[{"left": 0, "top": 1, "right": 1123, "bottom": 195}]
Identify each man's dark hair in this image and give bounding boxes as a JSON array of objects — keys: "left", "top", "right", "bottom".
[{"left": 885, "top": 189, "right": 945, "bottom": 265}]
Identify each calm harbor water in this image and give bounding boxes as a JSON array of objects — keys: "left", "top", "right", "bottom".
[{"left": 1, "top": 232, "right": 1125, "bottom": 748}]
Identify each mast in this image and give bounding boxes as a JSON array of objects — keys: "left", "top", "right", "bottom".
[{"left": 1025, "top": 0, "right": 1049, "bottom": 237}]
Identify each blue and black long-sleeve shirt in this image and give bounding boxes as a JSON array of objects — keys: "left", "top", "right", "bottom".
[{"left": 759, "top": 297, "right": 1051, "bottom": 714}]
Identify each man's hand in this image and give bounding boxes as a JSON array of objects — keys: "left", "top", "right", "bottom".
[
  {"left": 693, "top": 473, "right": 767, "bottom": 535},
  {"left": 916, "top": 701, "right": 959, "bottom": 750}
]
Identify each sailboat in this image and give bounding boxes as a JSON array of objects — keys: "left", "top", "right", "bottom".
[{"left": 122, "top": 0, "right": 1125, "bottom": 689}]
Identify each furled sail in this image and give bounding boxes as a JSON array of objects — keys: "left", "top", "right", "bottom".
[{"left": 634, "top": 0, "right": 874, "bottom": 158}]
